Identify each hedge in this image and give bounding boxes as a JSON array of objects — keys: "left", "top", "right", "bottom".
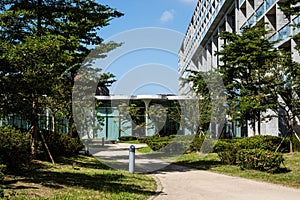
[
  {"left": 237, "top": 149, "right": 284, "bottom": 172},
  {"left": 143, "top": 134, "right": 207, "bottom": 153},
  {"left": 118, "top": 136, "right": 138, "bottom": 142},
  {"left": 213, "top": 135, "right": 288, "bottom": 172},
  {"left": 214, "top": 140, "right": 240, "bottom": 165}
]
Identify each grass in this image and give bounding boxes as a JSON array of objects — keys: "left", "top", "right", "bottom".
[
  {"left": 120, "top": 140, "right": 142, "bottom": 144},
  {"left": 136, "top": 146, "right": 153, "bottom": 154},
  {"left": 2, "top": 155, "right": 157, "bottom": 200},
  {"left": 175, "top": 152, "right": 300, "bottom": 189}
]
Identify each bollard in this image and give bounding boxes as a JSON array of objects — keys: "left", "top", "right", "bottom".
[
  {"left": 102, "top": 137, "right": 105, "bottom": 147},
  {"left": 84, "top": 140, "right": 89, "bottom": 155},
  {"left": 129, "top": 145, "right": 135, "bottom": 174}
]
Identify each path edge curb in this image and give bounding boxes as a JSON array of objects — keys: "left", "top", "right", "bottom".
[{"left": 147, "top": 174, "right": 163, "bottom": 200}]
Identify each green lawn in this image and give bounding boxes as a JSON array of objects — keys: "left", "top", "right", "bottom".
[
  {"left": 175, "top": 152, "right": 300, "bottom": 189},
  {"left": 2, "top": 155, "right": 157, "bottom": 200}
]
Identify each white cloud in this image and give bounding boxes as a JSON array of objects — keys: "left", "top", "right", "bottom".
[
  {"left": 180, "top": 0, "right": 198, "bottom": 5},
  {"left": 160, "top": 10, "right": 175, "bottom": 23}
]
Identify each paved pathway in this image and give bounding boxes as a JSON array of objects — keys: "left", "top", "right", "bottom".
[
  {"left": 89, "top": 143, "right": 300, "bottom": 200},
  {"left": 90, "top": 143, "right": 172, "bottom": 173},
  {"left": 153, "top": 164, "right": 300, "bottom": 200}
]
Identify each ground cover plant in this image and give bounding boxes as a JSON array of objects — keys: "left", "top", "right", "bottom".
[{"left": 1, "top": 155, "right": 157, "bottom": 200}]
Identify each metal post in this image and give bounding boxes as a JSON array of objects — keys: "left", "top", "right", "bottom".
[
  {"left": 84, "top": 139, "right": 89, "bottom": 155},
  {"left": 129, "top": 145, "right": 135, "bottom": 174},
  {"left": 102, "top": 137, "right": 105, "bottom": 147}
]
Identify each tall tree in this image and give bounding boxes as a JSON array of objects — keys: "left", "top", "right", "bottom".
[
  {"left": 0, "top": 0, "right": 123, "bottom": 154},
  {"left": 279, "top": 0, "right": 300, "bottom": 122},
  {"left": 187, "top": 70, "right": 226, "bottom": 137},
  {"left": 216, "top": 23, "right": 281, "bottom": 135}
]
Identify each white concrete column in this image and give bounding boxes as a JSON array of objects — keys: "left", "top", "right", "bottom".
[{"left": 143, "top": 99, "right": 151, "bottom": 137}]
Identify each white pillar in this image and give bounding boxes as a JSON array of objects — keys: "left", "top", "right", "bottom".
[{"left": 143, "top": 99, "right": 151, "bottom": 136}]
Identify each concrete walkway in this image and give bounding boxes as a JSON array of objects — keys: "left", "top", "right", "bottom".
[
  {"left": 153, "top": 164, "right": 300, "bottom": 200},
  {"left": 89, "top": 143, "right": 300, "bottom": 200}
]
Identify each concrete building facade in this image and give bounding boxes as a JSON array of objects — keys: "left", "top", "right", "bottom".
[{"left": 179, "top": 0, "right": 300, "bottom": 137}]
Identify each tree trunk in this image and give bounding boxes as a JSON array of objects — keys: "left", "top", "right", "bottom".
[
  {"left": 289, "top": 128, "right": 294, "bottom": 153},
  {"left": 68, "top": 115, "right": 73, "bottom": 137},
  {"left": 52, "top": 115, "right": 55, "bottom": 135},
  {"left": 31, "top": 94, "right": 39, "bottom": 157},
  {"left": 251, "top": 119, "right": 256, "bottom": 136},
  {"left": 288, "top": 118, "right": 294, "bottom": 153},
  {"left": 258, "top": 111, "right": 261, "bottom": 135}
]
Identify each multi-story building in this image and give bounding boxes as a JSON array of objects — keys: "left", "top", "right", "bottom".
[{"left": 179, "top": 0, "right": 300, "bottom": 137}]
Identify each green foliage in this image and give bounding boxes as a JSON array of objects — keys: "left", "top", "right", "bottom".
[
  {"left": 186, "top": 70, "right": 226, "bottom": 133},
  {"left": 0, "top": 164, "right": 6, "bottom": 199},
  {"left": 40, "top": 132, "right": 84, "bottom": 157},
  {"left": 293, "top": 135, "right": 300, "bottom": 152},
  {"left": 116, "top": 102, "right": 146, "bottom": 134},
  {"left": 137, "top": 137, "right": 149, "bottom": 143},
  {"left": 214, "top": 136, "right": 289, "bottom": 170},
  {"left": 213, "top": 139, "right": 241, "bottom": 165},
  {"left": 0, "top": 165, "right": 5, "bottom": 182},
  {"left": 145, "top": 135, "right": 172, "bottom": 151},
  {"left": 188, "top": 136, "right": 205, "bottom": 152},
  {"left": 143, "top": 134, "right": 208, "bottom": 153},
  {"left": 118, "top": 136, "right": 138, "bottom": 142},
  {"left": 0, "top": 126, "right": 32, "bottom": 171},
  {"left": 244, "top": 135, "right": 289, "bottom": 152},
  {"left": 216, "top": 22, "right": 281, "bottom": 133},
  {"left": 237, "top": 149, "right": 284, "bottom": 173},
  {"left": 0, "top": 0, "right": 123, "bottom": 139}
]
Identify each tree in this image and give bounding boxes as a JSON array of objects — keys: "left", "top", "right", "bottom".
[
  {"left": 0, "top": 0, "right": 123, "bottom": 155},
  {"left": 216, "top": 23, "right": 281, "bottom": 135},
  {"left": 116, "top": 102, "right": 146, "bottom": 136},
  {"left": 279, "top": 0, "right": 300, "bottom": 121},
  {"left": 186, "top": 70, "right": 226, "bottom": 138},
  {"left": 73, "top": 41, "right": 122, "bottom": 139}
]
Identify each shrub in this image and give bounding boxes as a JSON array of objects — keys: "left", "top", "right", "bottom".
[
  {"left": 0, "top": 126, "right": 32, "bottom": 171},
  {"left": 0, "top": 165, "right": 6, "bottom": 180},
  {"left": 0, "top": 164, "right": 6, "bottom": 198},
  {"left": 291, "top": 135, "right": 300, "bottom": 152},
  {"left": 187, "top": 136, "right": 204, "bottom": 153},
  {"left": 144, "top": 134, "right": 207, "bottom": 153},
  {"left": 147, "top": 140, "right": 170, "bottom": 151},
  {"left": 40, "top": 132, "right": 84, "bottom": 157},
  {"left": 213, "top": 135, "right": 288, "bottom": 167},
  {"left": 118, "top": 136, "right": 138, "bottom": 142},
  {"left": 137, "top": 136, "right": 148, "bottom": 143},
  {"left": 237, "top": 149, "right": 284, "bottom": 173},
  {"left": 213, "top": 140, "right": 241, "bottom": 165},
  {"left": 241, "top": 135, "right": 289, "bottom": 152}
]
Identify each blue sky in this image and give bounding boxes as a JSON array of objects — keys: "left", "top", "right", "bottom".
[{"left": 95, "top": 0, "right": 197, "bottom": 95}]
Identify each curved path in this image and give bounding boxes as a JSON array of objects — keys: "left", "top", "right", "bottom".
[
  {"left": 89, "top": 143, "right": 300, "bottom": 200},
  {"left": 152, "top": 164, "right": 300, "bottom": 200}
]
